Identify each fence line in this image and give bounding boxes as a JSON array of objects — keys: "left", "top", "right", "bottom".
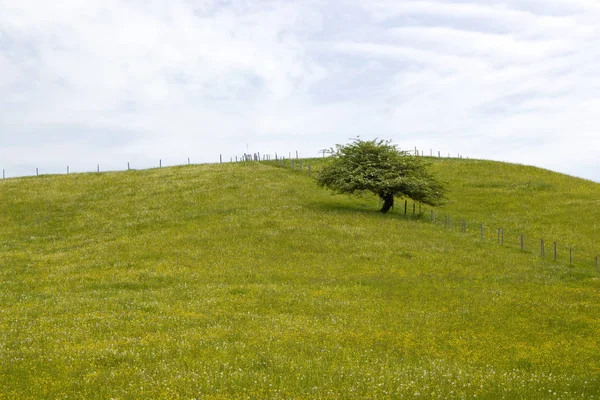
[
  {"left": 414, "top": 200, "right": 598, "bottom": 271},
  {"left": 270, "top": 162, "right": 598, "bottom": 272},
  {"left": 1, "top": 147, "right": 463, "bottom": 180}
]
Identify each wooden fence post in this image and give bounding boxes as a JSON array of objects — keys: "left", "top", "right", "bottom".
[
  {"left": 569, "top": 247, "right": 573, "bottom": 265},
  {"left": 36, "top": 168, "right": 39, "bottom": 176},
  {"left": 541, "top": 239, "right": 545, "bottom": 256},
  {"left": 67, "top": 166, "right": 69, "bottom": 174},
  {"left": 97, "top": 164, "right": 100, "bottom": 173},
  {"left": 520, "top": 234, "right": 524, "bottom": 251}
]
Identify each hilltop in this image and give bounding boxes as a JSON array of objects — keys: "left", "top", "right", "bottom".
[{"left": 1, "top": 158, "right": 599, "bottom": 399}]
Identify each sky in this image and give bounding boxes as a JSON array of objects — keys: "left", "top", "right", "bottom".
[{"left": 1, "top": 0, "right": 599, "bottom": 181}]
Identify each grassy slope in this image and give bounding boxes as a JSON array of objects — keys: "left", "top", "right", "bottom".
[
  {"left": 431, "top": 158, "right": 600, "bottom": 261},
  {"left": 0, "top": 160, "right": 599, "bottom": 399}
]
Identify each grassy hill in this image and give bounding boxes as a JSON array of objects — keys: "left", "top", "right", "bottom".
[{"left": 1, "top": 159, "right": 599, "bottom": 399}]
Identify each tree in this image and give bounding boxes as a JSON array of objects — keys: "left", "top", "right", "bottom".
[{"left": 316, "top": 138, "right": 446, "bottom": 213}]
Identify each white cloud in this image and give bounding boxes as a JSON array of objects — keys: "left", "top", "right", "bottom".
[{"left": 0, "top": 0, "right": 599, "bottom": 181}]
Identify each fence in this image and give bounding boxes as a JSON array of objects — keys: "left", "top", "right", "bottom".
[
  {"left": 1, "top": 151, "right": 302, "bottom": 179},
  {"left": 1, "top": 146, "right": 465, "bottom": 180},
  {"left": 396, "top": 199, "right": 599, "bottom": 271},
  {"left": 268, "top": 159, "right": 599, "bottom": 273}
]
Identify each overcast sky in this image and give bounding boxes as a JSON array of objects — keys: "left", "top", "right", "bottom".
[{"left": 1, "top": 0, "right": 599, "bottom": 181}]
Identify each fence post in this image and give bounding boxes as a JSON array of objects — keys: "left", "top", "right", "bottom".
[
  {"left": 67, "top": 166, "right": 69, "bottom": 174},
  {"left": 2, "top": 169, "right": 4, "bottom": 179},
  {"left": 541, "top": 239, "right": 544, "bottom": 256},
  {"left": 97, "top": 164, "right": 100, "bottom": 173},
  {"left": 36, "top": 168, "right": 39, "bottom": 176},
  {"left": 188, "top": 158, "right": 190, "bottom": 165},
  {"left": 220, "top": 154, "right": 222, "bottom": 163},
  {"left": 159, "top": 159, "right": 162, "bottom": 168},
  {"left": 520, "top": 234, "right": 524, "bottom": 251},
  {"left": 570, "top": 247, "right": 572, "bottom": 265}
]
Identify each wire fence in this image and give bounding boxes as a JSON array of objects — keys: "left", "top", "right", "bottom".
[
  {"left": 1, "top": 146, "right": 465, "bottom": 180},
  {"left": 268, "top": 157, "right": 599, "bottom": 273},
  {"left": 414, "top": 202, "right": 598, "bottom": 271}
]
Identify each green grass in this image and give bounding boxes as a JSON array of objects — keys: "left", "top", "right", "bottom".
[{"left": 1, "top": 160, "right": 599, "bottom": 399}]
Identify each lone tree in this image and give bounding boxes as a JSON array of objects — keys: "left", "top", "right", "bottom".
[{"left": 316, "top": 138, "right": 446, "bottom": 213}]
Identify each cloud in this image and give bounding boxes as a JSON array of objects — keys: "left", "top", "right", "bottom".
[{"left": 0, "top": 0, "right": 599, "bottom": 181}]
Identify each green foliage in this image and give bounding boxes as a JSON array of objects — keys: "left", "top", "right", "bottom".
[
  {"left": 316, "top": 138, "right": 445, "bottom": 212},
  {"left": 0, "top": 160, "right": 599, "bottom": 398}
]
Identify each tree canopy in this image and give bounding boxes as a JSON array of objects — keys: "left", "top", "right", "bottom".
[{"left": 316, "top": 138, "right": 446, "bottom": 213}]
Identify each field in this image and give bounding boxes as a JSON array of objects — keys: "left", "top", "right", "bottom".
[{"left": 1, "top": 159, "right": 599, "bottom": 399}]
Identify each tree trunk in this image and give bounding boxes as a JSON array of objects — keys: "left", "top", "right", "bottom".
[{"left": 380, "top": 194, "right": 394, "bottom": 213}]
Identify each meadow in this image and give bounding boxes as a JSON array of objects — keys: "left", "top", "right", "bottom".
[{"left": 1, "top": 158, "right": 599, "bottom": 399}]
